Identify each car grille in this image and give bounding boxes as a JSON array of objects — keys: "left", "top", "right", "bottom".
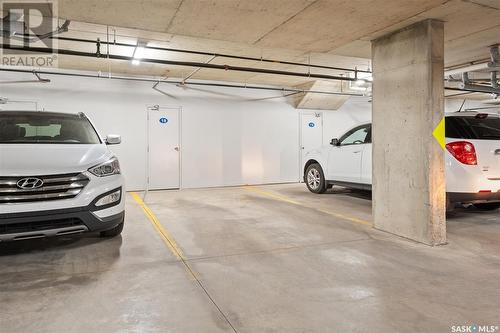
[
  {"left": 0, "top": 217, "right": 84, "bottom": 235},
  {"left": 0, "top": 173, "right": 90, "bottom": 203}
]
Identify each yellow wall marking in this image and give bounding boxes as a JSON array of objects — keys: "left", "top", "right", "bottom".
[
  {"left": 244, "top": 186, "right": 372, "bottom": 227},
  {"left": 433, "top": 117, "right": 446, "bottom": 150}
]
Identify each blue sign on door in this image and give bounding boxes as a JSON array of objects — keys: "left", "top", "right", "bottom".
[
  {"left": 159, "top": 117, "right": 168, "bottom": 124},
  {"left": 308, "top": 122, "right": 315, "bottom": 128}
]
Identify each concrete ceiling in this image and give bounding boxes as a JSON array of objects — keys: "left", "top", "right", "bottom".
[
  {"left": 57, "top": 0, "right": 446, "bottom": 52},
  {"left": 56, "top": 0, "right": 500, "bottom": 66},
  {"left": 2, "top": 0, "right": 500, "bottom": 105}
]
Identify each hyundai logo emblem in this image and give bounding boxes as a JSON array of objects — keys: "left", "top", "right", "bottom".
[{"left": 17, "top": 177, "right": 44, "bottom": 190}]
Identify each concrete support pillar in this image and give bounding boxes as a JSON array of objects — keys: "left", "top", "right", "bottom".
[{"left": 371, "top": 19, "right": 446, "bottom": 245}]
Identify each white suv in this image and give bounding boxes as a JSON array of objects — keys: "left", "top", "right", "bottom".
[
  {"left": 0, "top": 111, "right": 125, "bottom": 241},
  {"left": 303, "top": 112, "right": 500, "bottom": 211}
]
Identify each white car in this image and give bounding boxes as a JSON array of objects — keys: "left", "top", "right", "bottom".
[
  {"left": 0, "top": 111, "right": 125, "bottom": 241},
  {"left": 303, "top": 111, "right": 500, "bottom": 211}
]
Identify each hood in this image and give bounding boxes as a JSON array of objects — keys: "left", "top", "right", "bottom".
[{"left": 0, "top": 144, "right": 112, "bottom": 176}]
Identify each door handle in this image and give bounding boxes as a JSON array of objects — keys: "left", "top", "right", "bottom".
[
  {"left": 174, "top": 147, "right": 179, "bottom": 151},
  {"left": 353, "top": 150, "right": 362, "bottom": 153}
]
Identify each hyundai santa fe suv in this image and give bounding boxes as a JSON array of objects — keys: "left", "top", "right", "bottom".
[
  {"left": 0, "top": 111, "right": 125, "bottom": 241},
  {"left": 303, "top": 111, "right": 500, "bottom": 211}
]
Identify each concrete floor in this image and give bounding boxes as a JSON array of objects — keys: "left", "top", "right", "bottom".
[{"left": 1, "top": 183, "right": 499, "bottom": 333}]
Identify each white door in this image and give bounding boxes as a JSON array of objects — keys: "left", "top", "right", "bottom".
[
  {"left": 328, "top": 124, "right": 370, "bottom": 183},
  {"left": 300, "top": 112, "right": 323, "bottom": 179},
  {"left": 147, "top": 106, "right": 181, "bottom": 190}
]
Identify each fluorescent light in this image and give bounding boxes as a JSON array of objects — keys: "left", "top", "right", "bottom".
[
  {"left": 133, "top": 46, "right": 145, "bottom": 59},
  {"left": 350, "top": 85, "right": 369, "bottom": 91},
  {"left": 131, "top": 43, "right": 146, "bottom": 65}
]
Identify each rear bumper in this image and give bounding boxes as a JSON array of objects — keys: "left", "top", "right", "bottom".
[
  {"left": 0, "top": 187, "right": 124, "bottom": 242},
  {"left": 448, "top": 191, "right": 500, "bottom": 204}
]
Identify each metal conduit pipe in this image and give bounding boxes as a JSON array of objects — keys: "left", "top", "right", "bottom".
[
  {"left": 445, "top": 86, "right": 498, "bottom": 94},
  {"left": 0, "top": 44, "right": 359, "bottom": 82},
  {"left": 50, "top": 36, "right": 372, "bottom": 74},
  {"left": 445, "top": 45, "right": 500, "bottom": 77},
  {"left": 0, "top": 66, "right": 489, "bottom": 96},
  {"left": 445, "top": 62, "right": 490, "bottom": 77},
  {"left": 0, "top": 67, "right": 365, "bottom": 97},
  {"left": 1, "top": 48, "right": 490, "bottom": 96}
]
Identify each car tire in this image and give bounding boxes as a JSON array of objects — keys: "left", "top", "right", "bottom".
[
  {"left": 446, "top": 196, "right": 455, "bottom": 214},
  {"left": 473, "top": 202, "right": 500, "bottom": 211},
  {"left": 100, "top": 222, "right": 124, "bottom": 238},
  {"left": 305, "top": 163, "right": 327, "bottom": 194}
]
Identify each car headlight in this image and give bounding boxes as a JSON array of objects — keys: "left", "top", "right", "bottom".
[
  {"left": 95, "top": 189, "right": 121, "bottom": 207},
  {"left": 89, "top": 157, "right": 121, "bottom": 177}
]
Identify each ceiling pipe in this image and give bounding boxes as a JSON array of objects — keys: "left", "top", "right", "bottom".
[
  {"left": 50, "top": 36, "right": 371, "bottom": 74},
  {"left": 458, "top": 83, "right": 500, "bottom": 95},
  {"left": 492, "top": 71, "right": 499, "bottom": 89},
  {"left": 0, "top": 67, "right": 365, "bottom": 97},
  {"left": 182, "top": 55, "right": 217, "bottom": 84},
  {"left": 1, "top": 17, "right": 71, "bottom": 43},
  {"left": 445, "top": 86, "right": 500, "bottom": 95},
  {"left": 0, "top": 64, "right": 486, "bottom": 97},
  {"left": 445, "top": 45, "right": 500, "bottom": 77},
  {"left": 456, "top": 47, "right": 500, "bottom": 96},
  {"left": 0, "top": 70, "right": 50, "bottom": 84},
  {"left": 445, "top": 62, "right": 490, "bottom": 77},
  {"left": 0, "top": 43, "right": 359, "bottom": 82}
]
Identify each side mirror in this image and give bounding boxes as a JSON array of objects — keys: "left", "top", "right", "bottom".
[
  {"left": 105, "top": 134, "right": 121, "bottom": 145},
  {"left": 330, "top": 138, "right": 340, "bottom": 146}
]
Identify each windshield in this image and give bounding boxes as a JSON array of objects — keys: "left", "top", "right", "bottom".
[
  {"left": 0, "top": 112, "right": 101, "bottom": 144},
  {"left": 446, "top": 115, "right": 500, "bottom": 140}
]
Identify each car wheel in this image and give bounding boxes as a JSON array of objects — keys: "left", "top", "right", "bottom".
[
  {"left": 473, "top": 202, "right": 500, "bottom": 211},
  {"left": 305, "top": 163, "right": 327, "bottom": 194},
  {"left": 100, "top": 222, "right": 124, "bottom": 237}
]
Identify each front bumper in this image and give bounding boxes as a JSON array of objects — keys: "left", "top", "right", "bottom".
[{"left": 0, "top": 187, "right": 124, "bottom": 242}]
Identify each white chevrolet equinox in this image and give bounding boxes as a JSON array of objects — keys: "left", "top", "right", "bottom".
[
  {"left": 0, "top": 111, "right": 125, "bottom": 241},
  {"left": 304, "top": 112, "right": 500, "bottom": 211}
]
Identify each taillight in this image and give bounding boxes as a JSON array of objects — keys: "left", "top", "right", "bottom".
[{"left": 446, "top": 141, "right": 477, "bottom": 165}]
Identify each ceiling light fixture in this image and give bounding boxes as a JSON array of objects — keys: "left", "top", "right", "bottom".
[
  {"left": 132, "top": 41, "right": 147, "bottom": 65},
  {"left": 351, "top": 71, "right": 373, "bottom": 88}
]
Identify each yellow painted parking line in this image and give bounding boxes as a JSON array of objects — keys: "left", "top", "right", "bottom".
[
  {"left": 244, "top": 186, "right": 301, "bottom": 205},
  {"left": 317, "top": 209, "right": 372, "bottom": 227},
  {"left": 244, "top": 186, "right": 372, "bottom": 227},
  {"left": 131, "top": 192, "right": 201, "bottom": 281},
  {"left": 130, "top": 192, "right": 237, "bottom": 332},
  {"left": 131, "top": 192, "right": 185, "bottom": 260}
]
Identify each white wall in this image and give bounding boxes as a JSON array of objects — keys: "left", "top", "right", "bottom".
[
  {"left": 4, "top": 71, "right": 491, "bottom": 191},
  {"left": 322, "top": 97, "right": 371, "bottom": 143},
  {"left": 0, "top": 71, "right": 309, "bottom": 190}
]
